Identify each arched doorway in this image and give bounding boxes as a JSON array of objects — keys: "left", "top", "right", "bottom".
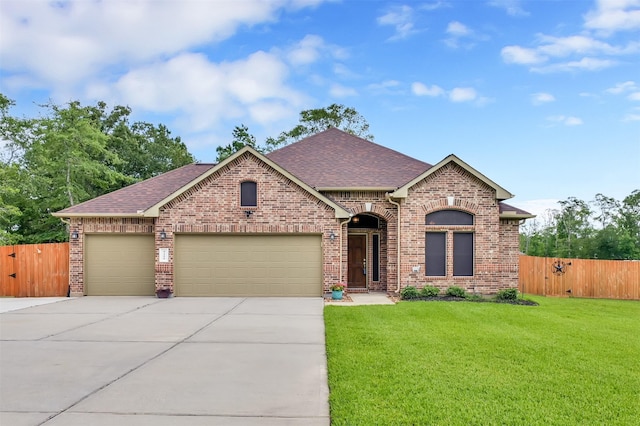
[{"left": 347, "top": 213, "right": 387, "bottom": 291}]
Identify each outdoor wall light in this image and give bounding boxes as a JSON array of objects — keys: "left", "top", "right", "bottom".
[
  {"left": 160, "top": 229, "right": 167, "bottom": 240},
  {"left": 71, "top": 230, "right": 79, "bottom": 239},
  {"left": 329, "top": 231, "right": 336, "bottom": 241},
  {"left": 245, "top": 210, "right": 254, "bottom": 218}
]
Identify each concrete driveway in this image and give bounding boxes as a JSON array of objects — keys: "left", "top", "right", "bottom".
[{"left": 0, "top": 297, "right": 329, "bottom": 426}]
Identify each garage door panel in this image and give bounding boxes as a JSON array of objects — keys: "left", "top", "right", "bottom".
[
  {"left": 85, "top": 235, "right": 155, "bottom": 296},
  {"left": 175, "top": 235, "right": 321, "bottom": 297}
]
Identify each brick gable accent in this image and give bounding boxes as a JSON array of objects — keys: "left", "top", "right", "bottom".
[{"left": 155, "top": 153, "right": 341, "bottom": 292}]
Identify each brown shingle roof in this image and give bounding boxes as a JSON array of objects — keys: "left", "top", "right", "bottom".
[
  {"left": 54, "top": 163, "right": 215, "bottom": 216},
  {"left": 267, "top": 128, "right": 431, "bottom": 189},
  {"left": 499, "top": 202, "right": 535, "bottom": 218}
]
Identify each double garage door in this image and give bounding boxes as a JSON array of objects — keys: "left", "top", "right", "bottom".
[{"left": 84, "top": 234, "right": 322, "bottom": 297}]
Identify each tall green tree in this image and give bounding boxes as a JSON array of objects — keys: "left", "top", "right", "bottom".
[
  {"left": 216, "top": 124, "right": 260, "bottom": 162},
  {"left": 0, "top": 95, "right": 195, "bottom": 243},
  {"left": 520, "top": 190, "right": 640, "bottom": 260},
  {"left": 216, "top": 104, "right": 373, "bottom": 162}
]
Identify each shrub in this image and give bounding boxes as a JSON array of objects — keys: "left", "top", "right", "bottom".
[
  {"left": 420, "top": 285, "right": 440, "bottom": 298},
  {"left": 401, "top": 286, "right": 419, "bottom": 300},
  {"left": 496, "top": 288, "right": 519, "bottom": 300},
  {"left": 445, "top": 286, "right": 467, "bottom": 298}
]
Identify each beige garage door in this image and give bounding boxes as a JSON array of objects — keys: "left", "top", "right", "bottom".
[
  {"left": 175, "top": 234, "right": 322, "bottom": 297},
  {"left": 85, "top": 234, "right": 155, "bottom": 296}
]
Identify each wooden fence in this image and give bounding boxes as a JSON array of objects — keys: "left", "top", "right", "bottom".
[
  {"left": 519, "top": 255, "right": 640, "bottom": 300},
  {"left": 0, "top": 243, "right": 69, "bottom": 297}
]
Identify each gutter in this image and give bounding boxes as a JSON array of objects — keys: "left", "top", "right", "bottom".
[{"left": 385, "top": 193, "right": 402, "bottom": 293}]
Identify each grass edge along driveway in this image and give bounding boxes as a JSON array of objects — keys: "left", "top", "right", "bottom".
[{"left": 324, "top": 296, "right": 640, "bottom": 425}]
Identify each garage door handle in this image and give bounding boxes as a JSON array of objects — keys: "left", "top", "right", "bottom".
[{"left": 8, "top": 273, "right": 16, "bottom": 278}]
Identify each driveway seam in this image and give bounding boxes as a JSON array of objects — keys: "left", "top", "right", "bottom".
[
  {"left": 39, "top": 297, "right": 248, "bottom": 426},
  {"left": 32, "top": 299, "right": 165, "bottom": 341}
]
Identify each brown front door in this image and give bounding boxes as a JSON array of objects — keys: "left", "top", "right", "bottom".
[{"left": 348, "top": 235, "right": 367, "bottom": 288}]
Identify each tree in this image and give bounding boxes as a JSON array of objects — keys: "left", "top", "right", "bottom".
[
  {"left": 215, "top": 104, "right": 373, "bottom": 162},
  {"left": 519, "top": 191, "right": 640, "bottom": 260},
  {"left": 216, "top": 124, "right": 260, "bottom": 162},
  {"left": 0, "top": 95, "right": 195, "bottom": 243}
]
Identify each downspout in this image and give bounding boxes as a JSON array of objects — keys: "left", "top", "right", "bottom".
[
  {"left": 338, "top": 214, "right": 353, "bottom": 282},
  {"left": 386, "top": 194, "right": 402, "bottom": 293}
]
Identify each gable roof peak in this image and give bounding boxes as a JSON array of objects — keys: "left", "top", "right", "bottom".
[{"left": 267, "top": 128, "right": 431, "bottom": 189}]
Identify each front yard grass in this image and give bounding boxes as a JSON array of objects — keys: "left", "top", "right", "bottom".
[{"left": 324, "top": 296, "right": 640, "bottom": 425}]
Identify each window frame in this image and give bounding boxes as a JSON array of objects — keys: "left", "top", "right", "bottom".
[
  {"left": 424, "top": 209, "right": 475, "bottom": 278},
  {"left": 453, "top": 232, "right": 474, "bottom": 276},
  {"left": 425, "top": 231, "right": 447, "bottom": 277},
  {"left": 240, "top": 180, "right": 258, "bottom": 208}
]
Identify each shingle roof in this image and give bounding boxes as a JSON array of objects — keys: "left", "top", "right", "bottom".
[
  {"left": 55, "top": 163, "right": 215, "bottom": 216},
  {"left": 53, "top": 129, "right": 532, "bottom": 218},
  {"left": 267, "top": 128, "right": 431, "bottom": 189},
  {"left": 499, "top": 202, "right": 535, "bottom": 218}
]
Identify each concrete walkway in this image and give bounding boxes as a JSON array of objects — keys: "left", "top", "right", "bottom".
[
  {"left": 0, "top": 297, "right": 69, "bottom": 313},
  {"left": 325, "top": 292, "right": 396, "bottom": 306},
  {"left": 0, "top": 297, "right": 329, "bottom": 426}
]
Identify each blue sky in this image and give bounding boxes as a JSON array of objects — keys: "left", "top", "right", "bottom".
[{"left": 1, "top": 0, "right": 639, "bottom": 219}]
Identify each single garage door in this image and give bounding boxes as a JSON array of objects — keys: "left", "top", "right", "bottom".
[
  {"left": 85, "top": 234, "right": 155, "bottom": 296},
  {"left": 175, "top": 234, "right": 322, "bottom": 297}
]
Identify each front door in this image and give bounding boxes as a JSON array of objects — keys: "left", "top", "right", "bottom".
[{"left": 348, "top": 235, "right": 367, "bottom": 289}]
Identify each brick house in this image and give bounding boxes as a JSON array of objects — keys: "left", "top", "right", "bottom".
[{"left": 53, "top": 128, "right": 532, "bottom": 297}]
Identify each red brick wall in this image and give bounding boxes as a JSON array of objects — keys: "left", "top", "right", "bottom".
[
  {"left": 399, "top": 163, "right": 519, "bottom": 294},
  {"left": 156, "top": 153, "right": 341, "bottom": 292},
  {"left": 66, "top": 155, "right": 520, "bottom": 296},
  {"left": 322, "top": 191, "right": 397, "bottom": 291}
]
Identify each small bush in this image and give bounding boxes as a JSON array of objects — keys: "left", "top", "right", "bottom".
[
  {"left": 445, "top": 286, "right": 467, "bottom": 298},
  {"left": 496, "top": 288, "right": 519, "bottom": 300},
  {"left": 420, "top": 285, "right": 440, "bottom": 298},
  {"left": 401, "top": 286, "right": 419, "bottom": 300}
]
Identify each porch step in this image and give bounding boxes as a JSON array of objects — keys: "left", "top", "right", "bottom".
[{"left": 347, "top": 288, "right": 369, "bottom": 293}]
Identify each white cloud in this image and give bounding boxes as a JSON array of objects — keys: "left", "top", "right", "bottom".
[
  {"left": 444, "top": 21, "right": 486, "bottom": 49},
  {"left": 329, "top": 84, "right": 357, "bottom": 98},
  {"left": 584, "top": 0, "right": 640, "bottom": 34},
  {"left": 412, "top": 83, "right": 489, "bottom": 105},
  {"left": 513, "top": 199, "right": 560, "bottom": 219},
  {"left": 420, "top": 2, "right": 451, "bottom": 11},
  {"left": 531, "top": 92, "right": 555, "bottom": 105},
  {"left": 449, "top": 87, "right": 477, "bottom": 102},
  {"left": 606, "top": 81, "right": 638, "bottom": 94},
  {"left": 622, "top": 113, "right": 640, "bottom": 121},
  {"left": 501, "top": 46, "right": 546, "bottom": 64},
  {"left": 501, "top": 13, "right": 640, "bottom": 73},
  {"left": 536, "top": 35, "right": 639, "bottom": 57},
  {"left": 547, "top": 115, "right": 584, "bottom": 126},
  {"left": 88, "top": 51, "right": 307, "bottom": 132},
  {"left": 446, "top": 21, "right": 471, "bottom": 37},
  {"left": 488, "top": 0, "right": 530, "bottom": 17},
  {"left": 532, "top": 57, "right": 616, "bottom": 73},
  {"left": 0, "top": 0, "right": 293, "bottom": 88},
  {"left": 377, "top": 5, "right": 417, "bottom": 40},
  {"left": 287, "top": 35, "right": 325, "bottom": 65},
  {"left": 628, "top": 92, "right": 640, "bottom": 101},
  {"left": 412, "top": 82, "right": 445, "bottom": 97}
]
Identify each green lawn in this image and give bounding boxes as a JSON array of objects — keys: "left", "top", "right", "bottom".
[{"left": 324, "top": 297, "right": 640, "bottom": 425}]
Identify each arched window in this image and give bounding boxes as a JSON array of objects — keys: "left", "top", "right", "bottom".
[
  {"left": 240, "top": 181, "right": 257, "bottom": 207},
  {"left": 425, "top": 210, "right": 474, "bottom": 277},
  {"left": 425, "top": 210, "right": 473, "bottom": 225}
]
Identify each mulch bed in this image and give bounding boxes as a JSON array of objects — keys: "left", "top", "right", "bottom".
[{"left": 402, "top": 296, "right": 539, "bottom": 306}]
